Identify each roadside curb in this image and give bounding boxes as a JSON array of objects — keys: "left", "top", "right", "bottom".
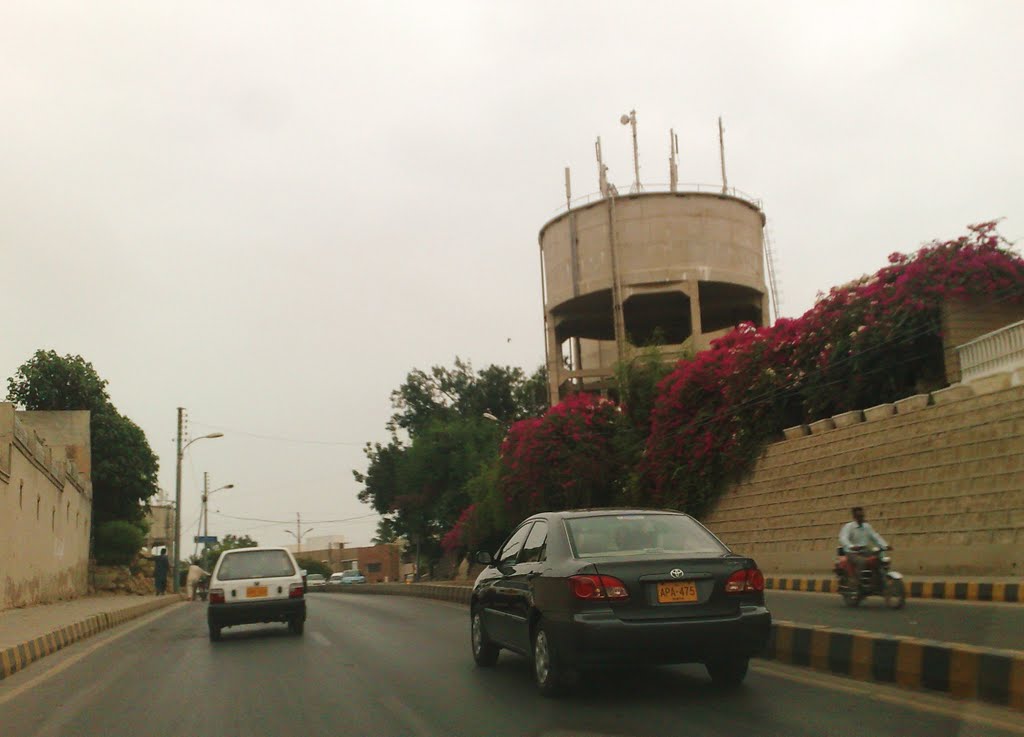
[
  {"left": 765, "top": 576, "right": 1022, "bottom": 603},
  {"left": 325, "top": 584, "right": 1023, "bottom": 711},
  {"left": 768, "top": 620, "right": 1024, "bottom": 711},
  {"left": 0, "top": 596, "right": 182, "bottom": 682}
]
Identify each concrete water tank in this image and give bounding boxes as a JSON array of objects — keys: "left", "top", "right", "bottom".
[{"left": 539, "top": 190, "right": 768, "bottom": 403}]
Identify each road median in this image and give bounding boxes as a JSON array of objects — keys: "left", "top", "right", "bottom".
[
  {"left": 766, "top": 575, "right": 1022, "bottom": 603},
  {"left": 323, "top": 583, "right": 1023, "bottom": 710}
]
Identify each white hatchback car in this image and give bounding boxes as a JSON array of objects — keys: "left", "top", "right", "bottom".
[{"left": 207, "top": 547, "right": 307, "bottom": 641}]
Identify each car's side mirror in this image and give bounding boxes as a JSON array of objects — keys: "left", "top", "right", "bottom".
[
  {"left": 301, "top": 569, "right": 308, "bottom": 577},
  {"left": 475, "top": 551, "right": 492, "bottom": 565}
]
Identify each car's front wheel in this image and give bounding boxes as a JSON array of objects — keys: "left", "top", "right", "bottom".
[
  {"left": 471, "top": 609, "right": 499, "bottom": 667},
  {"left": 705, "top": 655, "right": 749, "bottom": 688}
]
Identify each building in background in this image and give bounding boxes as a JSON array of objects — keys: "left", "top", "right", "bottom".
[
  {"left": 0, "top": 404, "right": 92, "bottom": 610},
  {"left": 143, "top": 492, "right": 175, "bottom": 554},
  {"left": 297, "top": 541, "right": 403, "bottom": 584}
]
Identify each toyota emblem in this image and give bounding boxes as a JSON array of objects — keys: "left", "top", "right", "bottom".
[{"left": 670, "top": 568, "right": 685, "bottom": 579}]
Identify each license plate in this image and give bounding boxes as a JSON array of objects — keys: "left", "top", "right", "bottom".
[
  {"left": 657, "top": 581, "right": 698, "bottom": 603},
  {"left": 246, "top": 586, "right": 268, "bottom": 598}
]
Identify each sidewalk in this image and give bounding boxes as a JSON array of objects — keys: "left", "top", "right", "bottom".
[
  {"left": 0, "top": 594, "right": 181, "bottom": 681},
  {"left": 766, "top": 574, "right": 1023, "bottom": 603}
]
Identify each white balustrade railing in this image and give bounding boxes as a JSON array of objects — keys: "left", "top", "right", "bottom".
[{"left": 956, "top": 319, "right": 1024, "bottom": 382}]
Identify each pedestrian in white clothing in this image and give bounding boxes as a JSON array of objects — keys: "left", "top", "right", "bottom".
[{"left": 187, "top": 563, "right": 211, "bottom": 601}]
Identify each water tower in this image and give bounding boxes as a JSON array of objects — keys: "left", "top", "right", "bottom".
[{"left": 539, "top": 114, "right": 778, "bottom": 403}]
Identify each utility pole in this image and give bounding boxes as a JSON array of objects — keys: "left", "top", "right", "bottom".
[{"left": 173, "top": 407, "right": 184, "bottom": 593}]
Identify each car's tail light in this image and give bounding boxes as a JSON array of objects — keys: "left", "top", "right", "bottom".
[
  {"left": 725, "top": 568, "right": 765, "bottom": 593},
  {"left": 289, "top": 582, "right": 304, "bottom": 599},
  {"left": 208, "top": 588, "right": 225, "bottom": 604},
  {"left": 569, "top": 575, "right": 629, "bottom": 601}
]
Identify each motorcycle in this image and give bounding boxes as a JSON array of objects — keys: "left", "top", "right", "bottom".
[{"left": 833, "top": 545, "right": 905, "bottom": 609}]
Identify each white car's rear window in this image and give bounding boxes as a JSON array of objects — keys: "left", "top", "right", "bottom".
[{"left": 217, "top": 550, "right": 295, "bottom": 580}]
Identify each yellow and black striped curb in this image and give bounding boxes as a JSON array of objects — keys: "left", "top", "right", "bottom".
[
  {"left": 767, "top": 620, "right": 1024, "bottom": 711},
  {"left": 766, "top": 577, "right": 1022, "bottom": 603},
  {"left": 327, "top": 584, "right": 1024, "bottom": 711},
  {"left": 0, "top": 596, "right": 181, "bottom": 681}
]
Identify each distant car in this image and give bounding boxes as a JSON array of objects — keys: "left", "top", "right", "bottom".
[
  {"left": 306, "top": 573, "right": 327, "bottom": 590},
  {"left": 332, "top": 569, "right": 366, "bottom": 585},
  {"left": 207, "top": 546, "right": 306, "bottom": 641},
  {"left": 470, "top": 509, "right": 771, "bottom": 696}
]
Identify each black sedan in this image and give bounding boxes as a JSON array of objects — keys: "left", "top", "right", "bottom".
[{"left": 470, "top": 508, "right": 771, "bottom": 696}]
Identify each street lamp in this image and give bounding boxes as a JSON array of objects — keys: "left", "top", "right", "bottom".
[
  {"left": 174, "top": 407, "right": 224, "bottom": 593},
  {"left": 285, "top": 527, "right": 315, "bottom": 554},
  {"left": 202, "top": 477, "right": 235, "bottom": 547}
]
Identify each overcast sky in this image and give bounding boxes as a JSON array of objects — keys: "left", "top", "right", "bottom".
[{"left": 3, "top": 2, "right": 1021, "bottom": 550}]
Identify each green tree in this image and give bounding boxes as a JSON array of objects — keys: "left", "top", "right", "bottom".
[
  {"left": 192, "top": 533, "right": 259, "bottom": 572},
  {"left": 388, "top": 358, "right": 547, "bottom": 437},
  {"left": 7, "top": 350, "right": 160, "bottom": 527},
  {"left": 371, "top": 517, "right": 401, "bottom": 544},
  {"left": 355, "top": 359, "right": 547, "bottom": 574}
]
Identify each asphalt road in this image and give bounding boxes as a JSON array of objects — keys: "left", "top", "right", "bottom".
[
  {"left": 765, "top": 590, "right": 1024, "bottom": 651},
  {"left": 1, "top": 595, "right": 1021, "bottom": 737}
]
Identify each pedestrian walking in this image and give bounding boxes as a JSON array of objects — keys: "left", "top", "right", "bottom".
[{"left": 154, "top": 548, "right": 169, "bottom": 596}]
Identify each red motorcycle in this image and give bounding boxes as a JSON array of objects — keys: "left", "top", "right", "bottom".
[{"left": 833, "top": 546, "right": 905, "bottom": 609}]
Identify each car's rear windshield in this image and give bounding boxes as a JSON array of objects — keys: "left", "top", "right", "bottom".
[
  {"left": 565, "top": 514, "right": 727, "bottom": 558},
  {"left": 216, "top": 550, "right": 295, "bottom": 580}
]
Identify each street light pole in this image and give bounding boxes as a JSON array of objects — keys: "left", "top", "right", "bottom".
[
  {"left": 174, "top": 408, "right": 183, "bottom": 593},
  {"left": 202, "top": 477, "right": 235, "bottom": 547},
  {"left": 172, "top": 408, "right": 224, "bottom": 593}
]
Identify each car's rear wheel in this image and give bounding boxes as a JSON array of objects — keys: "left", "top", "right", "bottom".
[
  {"left": 532, "top": 620, "right": 566, "bottom": 697},
  {"left": 288, "top": 617, "right": 305, "bottom": 636},
  {"left": 471, "top": 609, "right": 499, "bottom": 667},
  {"left": 208, "top": 624, "right": 222, "bottom": 642},
  {"left": 705, "top": 655, "right": 749, "bottom": 688}
]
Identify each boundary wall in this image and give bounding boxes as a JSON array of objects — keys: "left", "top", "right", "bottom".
[
  {"left": 0, "top": 404, "right": 92, "bottom": 610},
  {"left": 701, "top": 380, "right": 1024, "bottom": 577}
]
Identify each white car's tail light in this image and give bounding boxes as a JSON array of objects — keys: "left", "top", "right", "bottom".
[
  {"left": 289, "top": 582, "right": 304, "bottom": 599},
  {"left": 209, "top": 588, "right": 225, "bottom": 604}
]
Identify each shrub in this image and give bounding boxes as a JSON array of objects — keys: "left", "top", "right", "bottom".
[
  {"left": 94, "top": 520, "right": 145, "bottom": 565},
  {"left": 641, "top": 222, "right": 1024, "bottom": 516}
]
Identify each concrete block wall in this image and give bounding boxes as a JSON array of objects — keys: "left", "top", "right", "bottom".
[{"left": 701, "top": 384, "right": 1024, "bottom": 576}]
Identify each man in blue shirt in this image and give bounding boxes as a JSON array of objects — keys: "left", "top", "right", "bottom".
[{"left": 838, "top": 507, "right": 889, "bottom": 584}]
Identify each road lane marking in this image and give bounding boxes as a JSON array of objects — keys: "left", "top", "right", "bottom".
[
  {"left": 310, "top": 632, "right": 331, "bottom": 647},
  {"left": 0, "top": 602, "right": 185, "bottom": 706},
  {"left": 751, "top": 660, "right": 1024, "bottom": 734}
]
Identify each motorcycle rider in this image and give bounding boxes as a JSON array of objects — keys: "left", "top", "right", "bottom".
[{"left": 838, "top": 506, "right": 889, "bottom": 588}]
